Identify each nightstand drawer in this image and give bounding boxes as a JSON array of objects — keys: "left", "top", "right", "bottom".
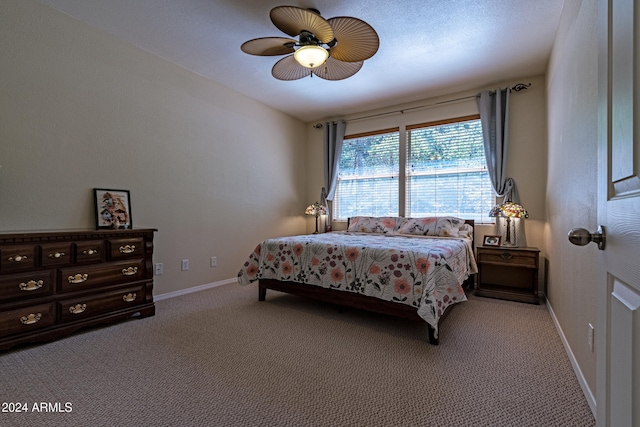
[{"left": 477, "top": 249, "right": 537, "bottom": 268}]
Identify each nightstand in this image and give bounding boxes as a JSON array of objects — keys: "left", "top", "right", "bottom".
[{"left": 475, "top": 246, "right": 540, "bottom": 304}]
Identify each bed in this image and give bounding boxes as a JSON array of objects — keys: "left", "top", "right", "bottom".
[{"left": 237, "top": 216, "right": 477, "bottom": 344}]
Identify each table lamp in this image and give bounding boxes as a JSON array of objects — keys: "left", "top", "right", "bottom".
[
  {"left": 489, "top": 202, "right": 529, "bottom": 247},
  {"left": 305, "top": 202, "right": 327, "bottom": 234}
]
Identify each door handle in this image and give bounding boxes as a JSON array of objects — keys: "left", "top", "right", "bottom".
[{"left": 568, "top": 226, "right": 605, "bottom": 250}]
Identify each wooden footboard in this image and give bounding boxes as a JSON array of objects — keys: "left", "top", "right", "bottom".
[{"left": 258, "top": 279, "right": 440, "bottom": 345}]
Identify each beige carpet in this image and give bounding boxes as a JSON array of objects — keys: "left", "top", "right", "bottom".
[{"left": 0, "top": 283, "right": 595, "bottom": 426}]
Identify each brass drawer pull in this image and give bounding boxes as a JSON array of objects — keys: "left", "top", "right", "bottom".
[
  {"left": 122, "top": 267, "right": 138, "bottom": 276},
  {"left": 8, "top": 254, "right": 28, "bottom": 263},
  {"left": 69, "top": 304, "right": 87, "bottom": 314},
  {"left": 20, "top": 313, "right": 42, "bottom": 325},
  {"left": 119, "top": 245, "right": 136, "bottom": 254},
  {"left": 123, "top": 293, "right": 137, "bottom": 302},
  {"left": 82, "top": 248, "right": 99, "bottom": 255},
  {"left": 500, "top": 252, "right": 513, "bottom": 260},
  {"left": 48, "top": 252, "right": 66, "bottom": 259},
  {"left": 68, "top": 273, "right": 88, "bottom": 284},
  {"left": 19, "top": 280, "right": 44, "bottom": 291}
]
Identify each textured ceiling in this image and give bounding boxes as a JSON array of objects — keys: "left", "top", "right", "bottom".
[{"left": 35, "top": 0, "right": 565, "bottom": 122}]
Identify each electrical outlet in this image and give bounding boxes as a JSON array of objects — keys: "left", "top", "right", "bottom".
[
  {"left": 588, "top": 323, "right": 594, "bottom": 351},
  {"left": 210, "top": 256, "right": 217, "bottom": 267},
  {"left": 181, "top": 259, "right": 189, "bottom": 271},
  {"left": 155, "top": 263, "right": 163, "bottom": 275}
]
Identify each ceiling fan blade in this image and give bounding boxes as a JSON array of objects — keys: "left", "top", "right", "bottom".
[
  {"left": 241, "top": 37, "right": 296, "bottom": 56},
  {"left": 272, "top": 55, "right": 312, "bottom": 80},
  {"left": 327, "top": 17, "right": 379, "bottom": 62},
  {"left": 312, "top": 57, "right": 363, "bottom": 81},
  {"left": 270, "top": 6, "right": 334, "bottom": 43}
]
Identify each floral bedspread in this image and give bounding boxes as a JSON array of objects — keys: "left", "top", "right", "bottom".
[{"left": 237, "top": 232, "right": 477, "bottom": 337}]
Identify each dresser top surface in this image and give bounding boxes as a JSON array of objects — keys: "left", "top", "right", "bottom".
[{"left": 0, "top": 228, "right": 156, "bottom": 242}]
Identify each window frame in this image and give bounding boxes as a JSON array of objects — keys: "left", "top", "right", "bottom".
[
  {"left": 332, "top": 116, "right": 495, "bottom": 223},
  {"left": 332, "top": 127, "right": 400, "bottom": 220}
]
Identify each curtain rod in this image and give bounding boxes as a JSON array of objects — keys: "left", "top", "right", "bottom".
[{"left": 313, "top": 82, "right": 531, "bottom": 128}]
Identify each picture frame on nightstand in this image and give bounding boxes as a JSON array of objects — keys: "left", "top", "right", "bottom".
[{"left": 483, "top": 235, "right": 502, "bottom": 247}]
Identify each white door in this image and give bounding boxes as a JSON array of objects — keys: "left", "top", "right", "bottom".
[{"left": 596, "top": 0, "right": 640, "bottom": 425}]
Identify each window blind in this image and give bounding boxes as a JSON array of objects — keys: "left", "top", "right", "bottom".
[
  {"left": 406, "top": 117, "right": 494, "bottom": 222},
  {"left": 333, "top": 129, "right": 399, "bottom": 219}
]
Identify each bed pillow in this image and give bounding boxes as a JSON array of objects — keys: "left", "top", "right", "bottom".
[
  {"left": 396, "top": 217, "right": 438, "bottom": 235},
  {"left": 434, "top": 217, "right": 468, "bottom": 237},
  {"left": 456, "top": 223, "right": 474, "bottom": 240},
  {"left": 397, "top": 216, "right": 472, "bottom": 239},
  {"left": 347, "top": 216, "right": 399, "bottom": 234}
]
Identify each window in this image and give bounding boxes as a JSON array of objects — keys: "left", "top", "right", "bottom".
[
  {"left": 406, "top": 116, "right": 494, "bottom": 222},
  {"left": 333, "top": 128, "right": 399, "bottom": 220},
  {"left": 333, "top": 116, "right": 494, "bottom": 222}
]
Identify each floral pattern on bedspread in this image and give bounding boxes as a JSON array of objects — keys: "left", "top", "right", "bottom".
[{"left": 238, "top": 232, "right": 477, "bottom": 337}]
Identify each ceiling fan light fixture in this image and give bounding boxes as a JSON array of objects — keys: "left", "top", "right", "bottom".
[{"left": 294, "top": 45, "right": 329, "bottom": 68}]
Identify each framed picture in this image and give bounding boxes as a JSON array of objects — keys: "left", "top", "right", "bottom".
[
  {"left": 94, "top": 189, "right": 132, "bottom": 229},
  {"left": 483, "top": 235, "right": 502, "bottom": 247}
]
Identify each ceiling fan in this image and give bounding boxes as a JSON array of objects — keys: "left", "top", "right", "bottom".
[{"left": 241, "top": 6, "right": 379, "bottom": 81}]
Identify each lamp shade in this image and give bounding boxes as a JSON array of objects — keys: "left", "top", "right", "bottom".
[
  {"left": 489, "top": 202, "right": 529, "bottom": 247},
  {"left": 489, "top": 202, "right": 529, "bottom": 219},
  {"left": 294, "top": 45, "right": 329, "bottom": 68},
  {"left": 305, "top": 202, "right": 326, "bottom": 216}
]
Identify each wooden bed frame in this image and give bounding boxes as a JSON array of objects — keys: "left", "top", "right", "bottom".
[{"left": 257, "top": 220, "right": 475, "bottom": 345}]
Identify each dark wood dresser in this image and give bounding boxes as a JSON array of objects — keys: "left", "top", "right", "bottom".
[{"left": 0, "top": 229, "right": 156, "bottom": 351}]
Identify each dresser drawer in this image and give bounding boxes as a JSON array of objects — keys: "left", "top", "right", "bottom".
[
  {"left": 0, "top": 245, "right": 37, "bottom": 272},
  {"left": 76, "top": 240, "right": 104, "bottom": 264},
  {"left": 0, "top": 270, "right": 55, "bottom": 301},
  {"left": 58, "top": 285, "right": 146, "bottom": 323},
  {"left": 0, "top": 302, "right": 56, "bottom": 337},
  {"left": 58, "top": 259, "right": 145, "bottom": 293},
  {"left": 477, "top": 249, "right": 538, "bottom": 268},
  {"left": 108, "top": 238, "right": 144, "bottom": 260},
  {"left": 41, "top": 242, "right": 73, "bottom": 268}
]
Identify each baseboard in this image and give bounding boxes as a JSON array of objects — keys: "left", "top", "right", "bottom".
[
  {"left": 545, "top": 299, "right": 597, "bottom": 417},
  {"left": 154, "top": 277, "right": 237, "bottom": 301}
]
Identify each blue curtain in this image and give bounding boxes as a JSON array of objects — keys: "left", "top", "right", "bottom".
[
  {"left": 320, "top": 120, "right": 346, "bottom": 223},
  {"left": 476, "top": 88, "right": 520, "bottom": 203}
]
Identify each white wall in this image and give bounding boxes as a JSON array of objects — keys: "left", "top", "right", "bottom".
[
  {"left": 0, "top": 0, "right": 307, "bottom": 295},
  {"left": 545, "top": 0, "right": 598, "bottom": 397}
]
